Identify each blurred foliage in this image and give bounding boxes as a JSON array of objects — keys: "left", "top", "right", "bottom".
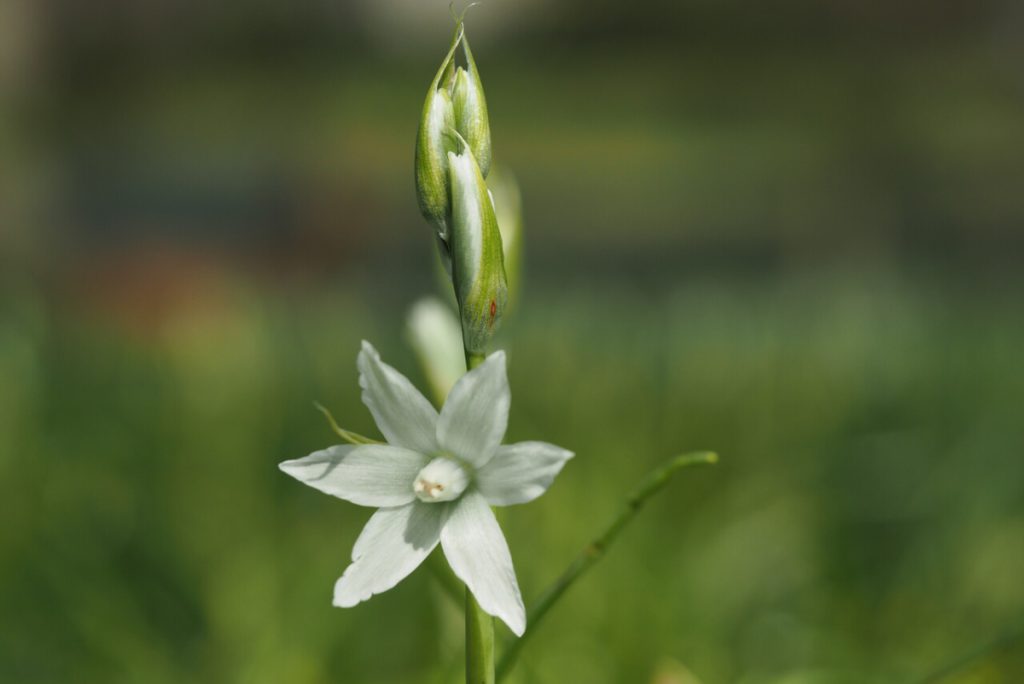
[
  {"left": 1, "top": 269, "right": 1023, "bottom": 683},
  {"left": 1, "top": 0, "right": 1024, "bottom": 681}
]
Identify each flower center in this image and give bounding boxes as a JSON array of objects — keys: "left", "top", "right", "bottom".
[{"left": 413, "top": 457, "right": 469, "bottom": 503}]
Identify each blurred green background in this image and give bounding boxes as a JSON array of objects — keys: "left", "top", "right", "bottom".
[{"left": 2, "top": 0, "right": 1023, "bottom": 682}]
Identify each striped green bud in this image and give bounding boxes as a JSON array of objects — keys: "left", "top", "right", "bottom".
[
  {"left": 415, "top": 23, "right": 493, "bottom": 243},
  {"left": 447, "top": 142, "right": 508, "bottom": 356},
  {"left": 415, "top": 27, "right": 462, "bottom": 241},
  {"left": 451, "top": 34, "right": 491, "bottom": 178}
]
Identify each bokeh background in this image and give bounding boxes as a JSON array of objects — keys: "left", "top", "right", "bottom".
[{"left": 2, "top": 0, "right": 1023, "bottom": 682}]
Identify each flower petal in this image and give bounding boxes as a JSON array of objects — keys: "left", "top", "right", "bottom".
[
  {"left": 476, "top": 441, "right": 574, "bottom": 506},
  {"left": 334, "top": 502, "right": 447, "bottom": 607},
  {"left": 357, "top": 340, "right": 439, "bottom": 453},
  {"left": 279, "top": 444, "right": 428, "bottom": 507},
  {"left": 441, "top": 489, "right": 525, "bottom": 635},
  {"left": 436, "top": 351, "right": 509, "bottom": 467}
]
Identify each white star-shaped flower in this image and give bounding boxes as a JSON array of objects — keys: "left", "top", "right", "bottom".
[{"left": 279, "top": 341, "right": 573, "bottom": 635}]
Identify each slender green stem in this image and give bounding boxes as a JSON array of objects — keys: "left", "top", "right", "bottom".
[
  {"left": 412, "top": 339, "right": 491, "bottom": 677},
  {"left": 496, "top": 450, "right": 718, "bottom": 681},
  {"left": 462, "top": 349, "right": 491, "bottom": 682},
  {"left": 466, "top": 588, "right": 496, "bottom": 684},
  {"left": 912, "top": 618, "right": 1024, "bottom": 684}
]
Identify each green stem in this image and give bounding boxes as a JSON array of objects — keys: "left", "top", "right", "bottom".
[
  {"left": 413, "top": 339, "right": 492, "bottom": 676},
  {"left": 466, "top": 588, "right": 495, "bottom": 684},
  {"left": 461, "top": 349, "right": 491, "bottom": 683},
  {"left": 496, "top": 450, "right": 719, "bottom": 681}
]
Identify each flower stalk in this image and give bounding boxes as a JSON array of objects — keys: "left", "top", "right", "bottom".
[
  {"left": 280, "top": 6, "right": 724, "bottom": 683},
  {"left": 463, "top": 345, "right": 493, "bottom": 683},
  {"left": 466, "top": 589, "right": 496, "bottom": 684}
]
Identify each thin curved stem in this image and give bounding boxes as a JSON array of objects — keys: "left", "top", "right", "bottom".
[
  {"left": 313, "top": 402, "right": 382, "bottom": 445},
  {"left": 912, "top": 618, "right": 1024, "bottom": 684},
  {"left": 496, "top": 451, "right": 719, "bottom": 681}
]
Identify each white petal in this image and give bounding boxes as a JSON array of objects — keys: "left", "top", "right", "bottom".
[
  {"left": 279, "top": 444, "right": 428, "bottom": 507},
  {"left": 476, "top": 441, "right": 574, "bottom": 506},
  {"left": 436, "top": 351, "right": 509, "bottom": 467},
  {"left": 357, "top": 340, "right": 439, "bottom": 453},
  {"left": 441, "top": 490, "right": 525, "bottom": 635},
  {"left": 334, "top": 502, "right": 447, "bottom": 607}
]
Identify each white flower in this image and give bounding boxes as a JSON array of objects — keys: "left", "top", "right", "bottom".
[{"left": 279, "top": 341, "right": 573, "bottom": 636}]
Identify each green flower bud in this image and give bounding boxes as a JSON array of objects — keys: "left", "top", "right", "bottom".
[
  {"left": 415, "top": 26, "right": 462, "bottom": 241},
  {"left": 416, "top": 23, "right": 494, "bottom": 242},
  {"left": 447, "top": 141, "right": 508, "bottom": 356},
  {"left": 451, "top": 34, "right": 491, "bottom": 178}
]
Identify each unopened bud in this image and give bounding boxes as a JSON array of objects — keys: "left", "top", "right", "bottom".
[
  {"left": 405, "top": 296, "right": 464, "bottom": 401},
  {"left": 447, "top": 141, "right": 508, "bottom": 356},
  {"left": 415, "top": 23, "right": 494, "bottom": 242},
  {"left": 451, "top": 34, "right": 491, "bottom": 178},
  {"left": 415, "top": 27, "right": 462, "bottom": 241}
]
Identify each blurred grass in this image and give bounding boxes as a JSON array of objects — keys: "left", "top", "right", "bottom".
[
  {"left": 2, "top": 3, "right": 1023, "bottom": 681},
  {"left": 1, "top": 267, "right": 1022, "bottom": 683},
  {"left": 8, "top": 42, "right": 1023, "bottom": 267}
]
